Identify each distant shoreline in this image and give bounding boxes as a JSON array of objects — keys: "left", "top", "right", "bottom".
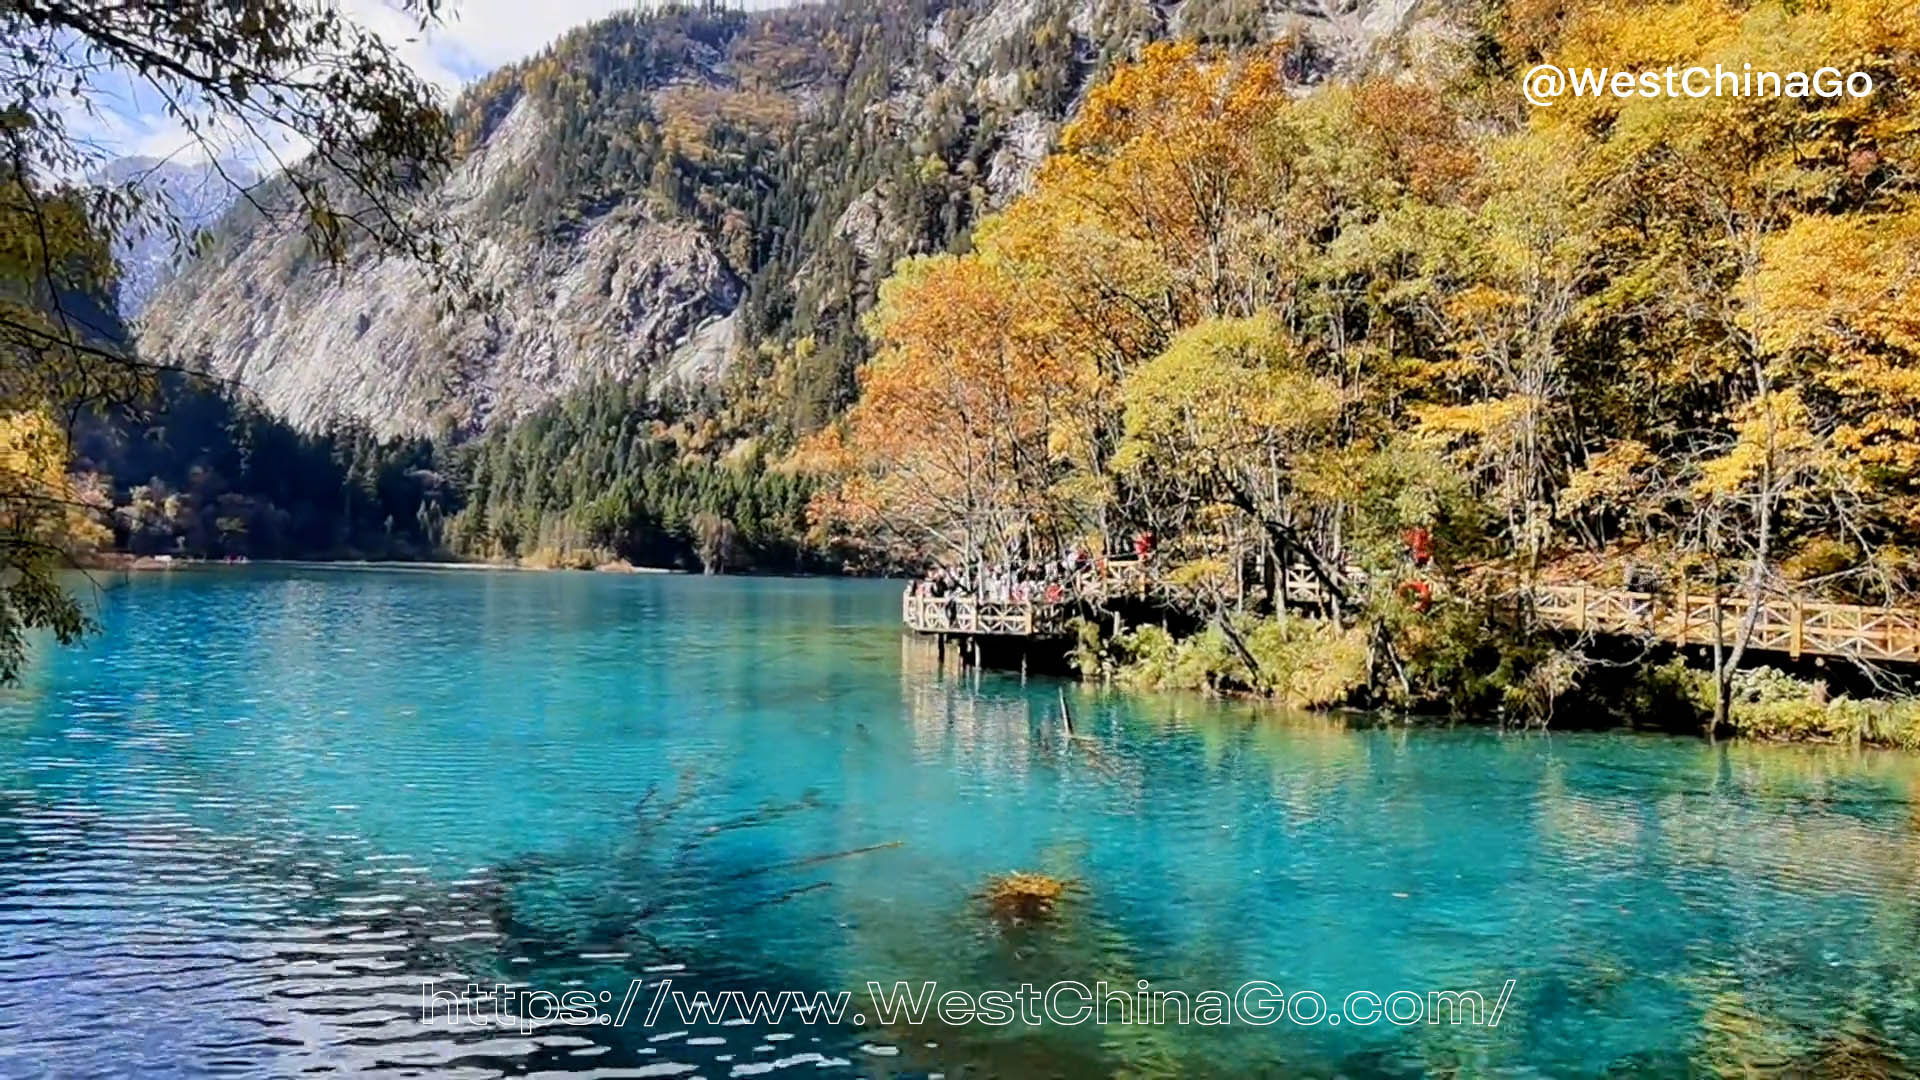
[{"left": 76, "top": 554, "right": 678, "bottom": 575}]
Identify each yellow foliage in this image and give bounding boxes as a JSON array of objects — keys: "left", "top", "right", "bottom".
[
  {"left": 1562, "top": 440, "right": 1655, "bottom": 518},
  {"left": 0, "top": 410, "right": 110, "bottom": 554},
  {"left": 657, "top": 86, "right": 798, "bottom": 158},
  {"left": 1755, "top": 210, "right": 1920, "bottom": 483},
  {"left": 1694, "top": 389, "right": 1834, "bottom": 498},
  {"left": 1755, "top": 213, "right": 1920, "bottom": 359},
  {"left": 1412, "top": 395, "right": 1549, "bottom": 487},
  {"left": 1116, "top": 314, "right": 1341, "bottom": 474}
]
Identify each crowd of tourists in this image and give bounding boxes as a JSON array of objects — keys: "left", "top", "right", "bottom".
[
  {"left": 908, "top": 536, "right": 1154, "bottom": 607},
  {"left": 911, "top": 560, "right": 1077, "bottom": 606}
]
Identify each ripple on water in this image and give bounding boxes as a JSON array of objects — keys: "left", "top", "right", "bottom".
[{"left": 2, "top": 570, "right": 1920, "bottom": 1077}]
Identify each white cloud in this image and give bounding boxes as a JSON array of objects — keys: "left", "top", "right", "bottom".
[
  {"left": 341, "top": 0, "right": 648, "bottom": 96},
  {"left": 82, "top": 0, "right": 683, "bottom": 166}
]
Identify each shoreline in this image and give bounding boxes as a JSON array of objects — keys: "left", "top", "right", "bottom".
[
  {"left": 912, "top": 619, "right": 1920, "bottom": 752},
  {"left": 74, "top": 557, "right": 1917, "bottom": 751},
  {"left": 76, "top": 553, "right": 680, "bottom": 575}
]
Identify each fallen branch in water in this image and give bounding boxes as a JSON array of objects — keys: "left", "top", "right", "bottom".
[
  {"left": 717, "top": 840, "right": 906, "bottom": 883},
  {"left": 1068, "top": 739, "right": 1123, "bottom": 778},
  {"left": 633, "top": 766, "right": 703, "bottom": 832},
  {"left": 701, "top": 791, "right": 826, "bottom": 835},
  {"left": 1054, "top": 690, "right": 1120, "bottom": 776},
  {"left": 735, "top": 881, "right": 833, "bottom": 913},
  {"left": 675, "top": 791, "right": 828, "bottom": 859}
]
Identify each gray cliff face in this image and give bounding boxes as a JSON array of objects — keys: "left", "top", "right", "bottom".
[
  {"left": 138, "top": 97, "right": 740, "bottom": 436},
  {"left": 137, "top": 0, "right": 1471, "bottom": 438}
]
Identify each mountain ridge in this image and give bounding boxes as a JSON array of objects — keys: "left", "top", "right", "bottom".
[{"left": 93, "top": 156, "right": 254, "bottom": 321}]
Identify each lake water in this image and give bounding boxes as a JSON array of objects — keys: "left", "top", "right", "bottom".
[{"left": 2, "top": 568, "right": 1919, "bottom": 1078}]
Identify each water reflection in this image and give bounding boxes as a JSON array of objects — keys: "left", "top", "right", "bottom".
[{"left": 2, "top": 571, "right": 1920, "bottom": 1077}]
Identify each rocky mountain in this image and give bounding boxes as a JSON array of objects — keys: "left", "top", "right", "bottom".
[
  {"left": 139, "top": 96, "right": 741, "bottom": 434},
  {"left": 137, "top": 0, "right": 1476, "bottom": 438},
  {"left": 93, "top": 157, "right": 254, "bottom": 321}
]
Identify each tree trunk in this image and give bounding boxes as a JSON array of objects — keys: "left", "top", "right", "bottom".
[
  {"left": 1221, "top": 485, "right": 1348, "bottom": 621},
  {"left": 1709, "top": 580, "right": 1730, "bottom": 738},
  {"left": 1214, "top": 613, "right": 1264, "bottom": 690},
  {"left": 1372, "top": 621, "right": 1413, "bottom": 703}
]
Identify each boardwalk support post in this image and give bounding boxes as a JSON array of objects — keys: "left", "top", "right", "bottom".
[{"left": 1790, "top": 600, "right": 1805, "bottom": 660}]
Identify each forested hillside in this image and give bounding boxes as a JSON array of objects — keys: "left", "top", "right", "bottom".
[
  {"left": 120, "top": 0, "right": 1463, "bottom": 569},
  {"left": 142, "top": 0, "right": 1463, "bottom": 440},
  {"left": 64, "top": 377, "right": 817, "bottom": 572}
]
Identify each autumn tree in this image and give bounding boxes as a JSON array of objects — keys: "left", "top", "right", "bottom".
[
  {"left": 1112, "top": 314, "right": 1348, "bottom": 607},
  {"left": 1412, "top": 128, "right": 1603, "bottom": 584},
  {"left": 810, "top": 253, "right": 1096, "bottom": 572}
]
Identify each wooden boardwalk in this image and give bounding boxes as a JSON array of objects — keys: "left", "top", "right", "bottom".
[
  {"left": 904, "top": 568, "right": 1920, "bottom": 664},
  {"left": 1281, "top": 567, "right": 1920, "bottom": 665},
  {"left": 1526, "top": 581, "right": 1920, "bottom": 663}
]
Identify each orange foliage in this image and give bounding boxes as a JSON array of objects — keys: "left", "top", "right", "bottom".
[
  {"left": 658, "top": 86, "right": 798, "bottom": 155},
  {"left": 810, "top": 254, "right": 1095, "bottom": 565}
]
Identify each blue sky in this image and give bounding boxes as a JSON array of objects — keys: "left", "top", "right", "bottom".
[{"left": 80, "top": 0, "right": 723, "bottom": 163}]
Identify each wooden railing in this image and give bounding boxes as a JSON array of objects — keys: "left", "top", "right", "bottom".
[
  {"left": 1282, "top": 565, "right": 1368, "bottom": 604},
  {"left": 1528, "top": 582, "right": 1920, "bottom": 663},
  {"left": 1279, "top": 567, "right": 1920, "bottom": 664},
  {"left": 903, "top": 593, "right": 1056, "bottom": 636}
]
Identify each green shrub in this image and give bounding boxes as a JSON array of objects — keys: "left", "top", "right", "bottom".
[
  {"left": 1240, "top": 617, "right": 1371, "bottom": 708},
  {"left": 1096, "top": 615, "right": 1367, "bottom": 708},
  {"left": 1110, "top": 624, "right": 1179, "bottom": 689},
  {"left": 1620, "top": 658, "right": 1715, "bottom": 726},
  {"left": 1733, "top": 691, "right": 1920, "bottom": 749},
  {"left": 1387, "top": 592, "right": 1577, "bottom": 719},
  {"left": 1167, "top": 624, "right": 1241, "bottom": 692},
  {"left": 1067, "top": 616, "right": 1106, "bottom": 679},
  {"left": 1630, "top": 663, "right": 1920, "bottom": 748}
]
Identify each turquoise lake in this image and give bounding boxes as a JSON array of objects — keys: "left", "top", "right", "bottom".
[{"left": 3, "top": 567, "right": 1920, "bottom": 1077}]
